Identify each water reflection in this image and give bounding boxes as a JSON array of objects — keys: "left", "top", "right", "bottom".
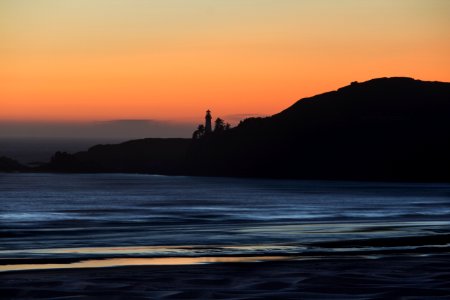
[{"left": 0, "top": 256, "right": 289, "bottom": 272}]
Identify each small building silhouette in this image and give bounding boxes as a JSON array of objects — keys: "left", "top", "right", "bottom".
[{"left": 205, "top": 110, "right": 212, "bottom": 134}]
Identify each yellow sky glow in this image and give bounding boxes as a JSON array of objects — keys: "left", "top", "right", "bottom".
[{"left": 1, "top": 0, "right": 449, "bottom": 121}]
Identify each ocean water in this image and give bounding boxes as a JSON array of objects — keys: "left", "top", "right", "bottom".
[{"left": 1, "top": 173, "right": 450, "bottom": 270}]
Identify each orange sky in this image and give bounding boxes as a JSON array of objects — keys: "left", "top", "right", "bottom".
[{"left": 1, "top": 0, "right": 449, "bottom": 122}]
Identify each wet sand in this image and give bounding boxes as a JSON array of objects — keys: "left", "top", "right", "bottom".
[{"left": 2, "top": 255, "right": 450, "bottom": 299}]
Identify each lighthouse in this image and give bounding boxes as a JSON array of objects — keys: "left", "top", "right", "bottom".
[{"left": 205, "top": 110, "right": 212, "bottom": 134}]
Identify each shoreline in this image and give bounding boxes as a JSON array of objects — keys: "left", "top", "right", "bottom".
[
  {"left": 2, "top": 254, "right": 449, "bottom": 299},
  {"left": 2, "top": 170, "right": 450, "bottom": 184}
]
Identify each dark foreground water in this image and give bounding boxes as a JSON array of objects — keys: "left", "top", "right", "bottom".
[{"left": 1, "top": 173, "right": 450, "bottom": 271}]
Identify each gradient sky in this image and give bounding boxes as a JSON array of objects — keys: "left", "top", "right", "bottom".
[{"left": 1, "top": 0, "right": 449, "bottom": 123}]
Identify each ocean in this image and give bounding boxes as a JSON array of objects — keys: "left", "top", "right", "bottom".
[{"left": 1, "top": 173, "right": 450, "bottom": 271}]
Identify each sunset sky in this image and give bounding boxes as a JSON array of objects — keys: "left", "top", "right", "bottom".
[{"left": 1, "top": 0, "right": 449, "bottom": 124}]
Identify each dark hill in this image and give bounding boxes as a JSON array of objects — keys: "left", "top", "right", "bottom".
[
  {"left": 0, "top": 156, "right": 27, "bottom": 172},
  {"left": 46, "top": 77, "right": 450, "bottom": 181},
  {"left": 188, "top": 77, "right": 450, "bottom": 181},
  {"left": 47, "top": 138, "right": 191, "bottom": 174}
]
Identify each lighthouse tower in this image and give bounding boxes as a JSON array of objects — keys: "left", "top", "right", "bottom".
[{"left": 205, "top": 110, "right": 212, "bottom": 134}]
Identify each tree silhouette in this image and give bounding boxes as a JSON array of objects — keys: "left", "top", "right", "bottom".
[
  {"left": 214, "top": 118, "right": 225, "bottom": 132},
  {"left": 192, "top": 124, "right": 205, "bottom": 139},
  {"left": 193, "top": 116, "right": 231, "bottom": 139}
]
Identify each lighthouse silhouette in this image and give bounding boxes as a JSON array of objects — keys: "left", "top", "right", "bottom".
[{"left": 205, "top": 110, "right": 212, "bottom": 134}]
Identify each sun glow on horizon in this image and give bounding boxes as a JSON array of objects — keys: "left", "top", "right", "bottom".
[{"left": 1, "top": 0, "right": 449, "bottom": 122}]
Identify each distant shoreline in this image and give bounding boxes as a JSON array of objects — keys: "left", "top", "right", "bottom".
[{"left": 2, "top": 170, "right": 450, "bottom": 185}]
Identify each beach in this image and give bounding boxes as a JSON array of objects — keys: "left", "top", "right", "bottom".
[
  {"left": 2, "top": 255, "right": 450, "bottom": 299},
  {"left": 1, "top": 173, "right": 449, "bottom": 299}
]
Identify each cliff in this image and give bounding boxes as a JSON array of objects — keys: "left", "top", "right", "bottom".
[
  {"left": 188, "top": 77, "right": 450, "bottom": 181},
  {"left": 45, "top": 77, "right": 450, "bottom": 181}
]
